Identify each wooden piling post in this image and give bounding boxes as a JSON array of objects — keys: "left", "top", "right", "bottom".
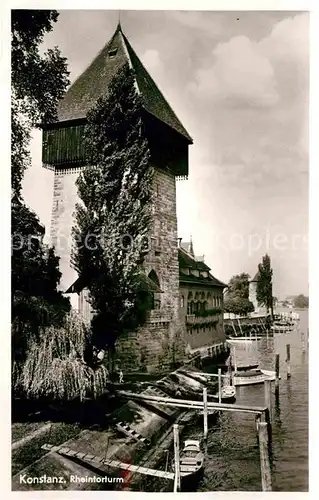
[
  {"left": 255, "top": 414, "right": 261, "bottom": 445},
  {"left": 218, "top": 368, "right": 222, "bottom": 403},
  {"left": 238, "top": 318, "right": 243, "bottom": 336},
  {"left": 258, "top": 422, "right": 272, "bottom": 491},
  {"left": 203, "top": 388, "right": 208, "bottom": 440},
  {"left": 286, "top": 344, "right": 291, "bottom": 378},
  {"left": 173, "top": 424, "right": 181, "bottom": 492},
  {"left": 275, "top": 354, "right": 280, "bottom": 388},
  {"left": 228, "top": 355, "right": 233, "bottom": 385},
  {"left": 264, "top": 379, "right": 272, "bottom": 420},
  {"left": 233, "top": 346, "right": 237, "bottom": 372},
  {"left": 231, "top": 320, "right": 237, "bottom": 336},
  {"left": 264, "top": 408, "right": 273, "bottom": 455},
  {"left": 165, "top": 449, "right": 169, "bottom": 472}
]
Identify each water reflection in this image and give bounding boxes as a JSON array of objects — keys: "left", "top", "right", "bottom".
[
  {"left": 274, "top": 387, "right": 281, "bottom": 423},
  {"left": 286, "top": 378, "right": 292, "bottom": 406},
  {"left": 184, "top": 315, "right": 308, "bottom": 491}
]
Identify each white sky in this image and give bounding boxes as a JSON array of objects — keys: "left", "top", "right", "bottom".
[{"left": 22, "top": 10, "right": 309, "bottom": 299}]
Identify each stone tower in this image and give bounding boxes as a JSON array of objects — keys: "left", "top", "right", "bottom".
[
  {"left": 249, "top": 271, "right": 260, "bottom": 312},
  {"left": 41, "top": 24, "right": 193, "bottom": 372}
]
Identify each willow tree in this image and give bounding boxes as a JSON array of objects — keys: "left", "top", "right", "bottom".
[
  {"left": 72, "top": 63, "right": 154, "bottom": 370},
  {"left": 14, "top": 312, "right": 108, "bottom": 401}
]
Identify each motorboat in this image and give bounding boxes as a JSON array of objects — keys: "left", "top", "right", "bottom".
[{"left": 233, "top": 368, "right": 277, "bottom": 386}]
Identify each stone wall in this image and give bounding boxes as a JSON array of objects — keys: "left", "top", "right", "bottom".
[
  {"left": 249, "top": 281, "right": 259, "bottom": 312},
  {"left": 179, "top": 283, "right": 225, "bottom": 352},
  {"left": 114, "top": 317, "right": 186, "bottom": 373},
  {"left": 50, "top": 167, "right": 82, "bottom": 291},
  {"left": 50, "top": 164, "right": 185, "bottom": 372},
  {"left": 184, "top": 320, "right": 225, "bottom": 351},
  {"left": 114, "top": 167, "right": 186, "bottom": 372}
]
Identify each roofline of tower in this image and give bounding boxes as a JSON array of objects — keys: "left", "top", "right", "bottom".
[{"left": 40, "top": 107, "right": 193, "bottom": 145}]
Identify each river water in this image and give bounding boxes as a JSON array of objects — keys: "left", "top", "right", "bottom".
[{"left": 184, "top": 310, "right": 308, "bottom": 492}]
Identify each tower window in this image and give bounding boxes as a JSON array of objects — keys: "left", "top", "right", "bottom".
[
  {"left": 148, "top": 270, "right": 161, "bottom": 310},
  {"left": 108, "top": 48, "right": 118, "bottom": 58}
]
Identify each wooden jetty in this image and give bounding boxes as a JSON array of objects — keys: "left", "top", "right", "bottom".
[
  {"left": 117, "top": 391, "right": 267, "bottom": 416},
  {"left": 41, "top": 444, "right": 175, "bottom": 480}
]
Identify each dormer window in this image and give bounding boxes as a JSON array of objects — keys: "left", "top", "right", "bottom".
[
  {"left": 181, "top": 267, "right": 190, "bottom": 275},
  {"left": 108, "top": 48, "right": 118, "bottom": 58}
]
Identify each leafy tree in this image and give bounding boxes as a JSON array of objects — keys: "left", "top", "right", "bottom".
[
  {"left": 256, "top": 254, "right": 274, "bottom": 317},
  {"left": 226, "top": 273, "right": 250, "bottom": 300},
  {"left": 12, "top": 199, "right": 70, "bottom": 365},
  {"left": 11, "top": 11, "right": 70, "bottom": 367},
  {"left": 272, "top": 296, "right": 278, "bottom": 308},
  {"left": 224, "top": 297, "right": 254, "bottom": 316},
  {"left": 11, "top": 9, "right": 69, "bottom": 196},
  {"left": 72, "top": 63, "right": 154, "bottom": 371},
  {"left": 293, "top": 294, "right": 309, "bottom": 309}
]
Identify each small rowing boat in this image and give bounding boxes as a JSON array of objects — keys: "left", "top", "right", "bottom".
[
  {"left": 271, "top": 322, "right": 293, "bottom": 333},
  {"left": 172, "top": 439, "right": 204, "bottom": 490},
  {"left": 209, "top": 385, "right": 236, "bottom": 403}
]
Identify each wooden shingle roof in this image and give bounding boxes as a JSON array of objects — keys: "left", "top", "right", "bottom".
[
  {"left": 178, "top": 247, "right": 227, "bottom": 288},
  {"left": 57, "top": 23, "right": 193, "bottom": 143}
]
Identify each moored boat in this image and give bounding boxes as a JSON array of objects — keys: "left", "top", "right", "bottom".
[
  {"left": 172, "top": 439, "right": 204, "bottom": 490},
  {"left": 227, "top": 338, "right": 253, "bottom": 345},
  {"left": 233, "top": 368, "right": 277, "bottom": 386},
  {"left": 209, "top": 385, "right": 236, "bottom": 403},
  {"left": 271, "top": 322, "right": 293, "bottom": 333},
  {"left": 236, "top": 364, "right": 259, "bottom": 371}
]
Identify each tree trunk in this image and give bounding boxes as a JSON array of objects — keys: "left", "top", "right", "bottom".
[{"left": 108, "top": 344, "right": 116, "bottom": 376}]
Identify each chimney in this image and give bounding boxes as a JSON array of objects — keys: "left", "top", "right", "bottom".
[{"left": 188, "top": 235, "right": 194, "bottom": 257}]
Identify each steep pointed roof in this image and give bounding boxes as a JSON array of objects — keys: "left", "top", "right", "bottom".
[
  {"left": 250, "top": 270, "right": 261, "bottom": 282},
  {"left": 57, "top": 24, "right": 193, "bottom": 143},
  {"left": 181, "top": 239, "right": 195, "bottom": 257}
]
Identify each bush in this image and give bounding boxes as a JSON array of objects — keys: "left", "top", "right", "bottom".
[{"left": 224, "top": 297, "right": 254, "bottom": 316}]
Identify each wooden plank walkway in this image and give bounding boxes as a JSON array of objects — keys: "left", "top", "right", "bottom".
[
  {"left": 41, "top": 444, "right": 174, "bottom": 480},
  {"left": 12, "top": 423, "right": 52, "bottom": 450},
  {"left": 117, "top": 391, "right": 266, "bottom": 415},
  {"left": 190, "top": 371, "right": 230, "bottom": 379}
]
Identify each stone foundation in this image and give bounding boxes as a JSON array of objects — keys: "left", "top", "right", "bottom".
[{"left": 114, "top": 318, "right": 186, "bottom": 373}]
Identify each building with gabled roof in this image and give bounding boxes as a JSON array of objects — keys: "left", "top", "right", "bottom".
[
  {"left": 40, "top": 23, "right": 227, "bottom": 371},
  {"left": 178, "top": 240, "right": 227, "bottom": 354},
  {"left": 41, "top": 23, "right": 196, "bottom": 372}
]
